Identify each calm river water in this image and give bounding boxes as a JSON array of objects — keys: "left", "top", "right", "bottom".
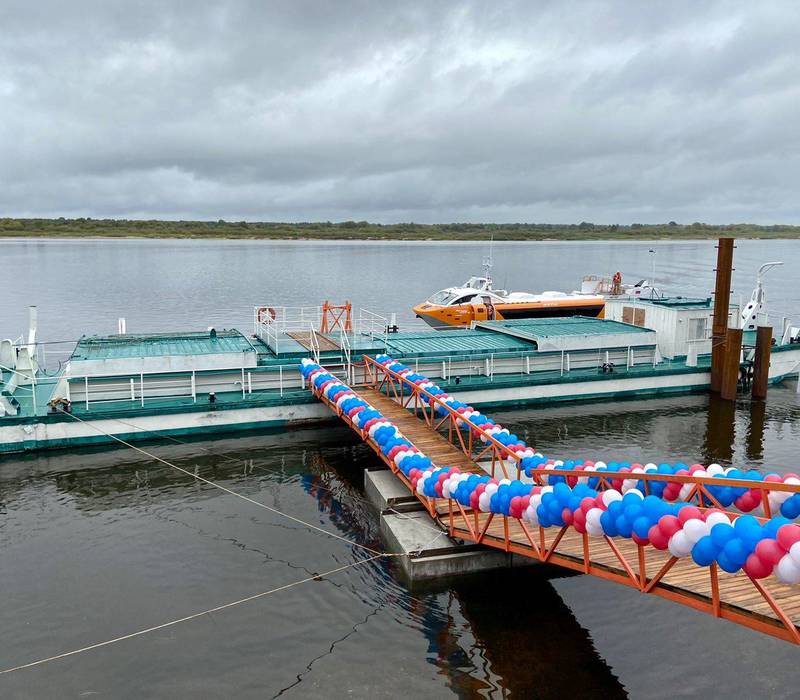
[{"left": 1, "top": 238, "right": 800, "bottom": 698}]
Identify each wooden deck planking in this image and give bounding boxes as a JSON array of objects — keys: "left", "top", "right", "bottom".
[{"left": 287, "top": 331, "right": 341, "bottom": 352}]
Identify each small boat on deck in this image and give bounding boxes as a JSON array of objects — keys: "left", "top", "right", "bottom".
[{"left": 412, "top": 257, "right": 658, "bottom": 329}]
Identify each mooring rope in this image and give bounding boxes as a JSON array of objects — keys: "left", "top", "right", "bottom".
[
  {"left": 56, "top": 409, "right": 391, "bottom": 556},
  {"left": 59, "top": 410, "right": 450, "bottom": 539},
  {"left": 0, "top": 413, "right": 450, "bottom": 675},
  {"left": 0, "top": 554, "right": 385, "bottom": 675}
]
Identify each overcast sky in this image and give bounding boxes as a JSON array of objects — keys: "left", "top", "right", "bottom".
[{"left": 2, "top": 1, "right": 799, "bottom": 224}]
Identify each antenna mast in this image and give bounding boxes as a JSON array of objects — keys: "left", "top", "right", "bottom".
[{"left": 482, "top": 237, "right": 494, "bottom": 287}]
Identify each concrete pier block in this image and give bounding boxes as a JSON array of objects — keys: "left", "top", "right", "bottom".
[
  {"left": 364, "top": 469, "right": 420, "bottom": 511},
  {"left": 365, "top": 468, "right": 535, "bottom": 582}
]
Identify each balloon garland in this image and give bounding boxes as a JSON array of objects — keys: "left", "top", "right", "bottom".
[
  {"left": 373, "top": 354, "right": 800, "bottom": 521},
  {"left": 302, "top": 358, "right": 800, "bottom": 585}
]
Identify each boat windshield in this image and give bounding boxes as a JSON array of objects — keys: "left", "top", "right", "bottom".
[{"left": 427, "top": 290, "right": 458, "bottom": 305}]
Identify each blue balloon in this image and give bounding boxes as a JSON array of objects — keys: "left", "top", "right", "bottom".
[
  {"left": 710, "top": 523, "right": 736, "bottom": 548},
  {"left": 717, "top": 552, "right": 740, "bottom": 574},
  {"left": 600, "top": 510, "right": 618, "bottom": 537},
  {"left": 722, "top": 538, "right": 749, "bottom": 569},
  {"left": 633, "top": 516, "right": 652, "bottom": 539},
  {"left": 692, "top": 536, "right": 719, "bottom": 567}
]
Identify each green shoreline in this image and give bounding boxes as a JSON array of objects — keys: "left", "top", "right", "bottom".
[{"left": 2, "top": 218, "right": 800, "bottom": 240}]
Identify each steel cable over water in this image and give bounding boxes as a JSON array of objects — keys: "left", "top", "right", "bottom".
[
  {"left": 0, "top": 410, "right": 447, "bottom": 675},
  {"left": 69, "top": 411, "right": 448, "bottom": 539},
  {"left": 0, "top": 555, "right": 385, "bottom": 675}
]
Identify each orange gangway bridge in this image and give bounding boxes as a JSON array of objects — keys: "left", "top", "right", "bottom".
[{"left": 305, "top": 354, "right": 800, "bottom": 645}]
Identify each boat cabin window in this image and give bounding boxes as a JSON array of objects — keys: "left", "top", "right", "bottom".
[
  {"left": 427, "top": 290, "right": 458, "bottom": 305},
  {"left": 463, "top": 277, "right": 490, "bottom": 291},
  {"left": 451, "top": 294, "right": 478, "bottom": 305}
]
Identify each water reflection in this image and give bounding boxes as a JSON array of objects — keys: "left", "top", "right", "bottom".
[
  {"left": 746, "top": 399, "right": 767, "bottom": 462},
  {"left": 2, "top": 386, "right": 800, "bottom": 696},
  {"left": 703, "top": 395, "right": 736, "bottom": 464}
]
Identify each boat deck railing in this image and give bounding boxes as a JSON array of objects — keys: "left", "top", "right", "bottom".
[
  {"left": 361, "top": 345, "right": 668, "bottom": 386},
  {"left": 55, "top": 361, "right": 349, "bottom": 415}
]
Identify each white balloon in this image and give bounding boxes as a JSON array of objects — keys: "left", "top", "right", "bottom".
[
  {"left": 586, "top": 521, "right": 605, "bottom": 537},
  {"left": 775, "top": 554, "right": 800, "bottom": 584},
  {"left": 789, "top": 541, "right": 800, "bottom": 566},
  {"left": 594, "top": 461, "right": 607, "bottom": 470},
  {"left": 705, "top": 512, "right": 731, "bottom": 528},
  {"left": 678, "top": 483, "right": 694, "bottom": 501},
  {"left": 668, "top": 531, "right": 693, "bottom": 558},
  {"left": 626, "top": 488, "right": 645, "bottom": 500},
  {"left": 682, "top": 519, "right": 710, "bottom": 544},
  {"left": 602, "top": 490, "right": 623, "bottom": 506},
  {"left": 707, "top": 464, "right": 724, "bottom": 477},
  {"left": 478, "top": 493, "right": 491, "bottom": 512},
  {"left": 586, "top": 508, "right": 604, "bottom": 528},
  {"left": 485, "top": 483, "right": 499, "bottom": 496}
]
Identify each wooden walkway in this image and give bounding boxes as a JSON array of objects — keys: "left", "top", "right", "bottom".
[
  {"left": 287, "top": 331, "right": 340, "bottom": 352},
  {"left": 318, "top": 385, "right": 800, "bottom": 644}
]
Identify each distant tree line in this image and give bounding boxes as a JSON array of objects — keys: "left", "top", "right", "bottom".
[{"left": 0, "top": 217, "right": 798, "bottom": 240}]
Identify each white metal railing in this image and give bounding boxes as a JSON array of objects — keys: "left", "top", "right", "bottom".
[
  {"left": 392, "top": 346, "right": 660, "bottom": 386},
  {"left": 355, "top": 308, "right": 389, "bottom": 346},
  {"left": 66, "top": 362, "right": 311, "bottom": 410}
]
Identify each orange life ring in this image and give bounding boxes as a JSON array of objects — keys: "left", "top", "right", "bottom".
[{"left": 257, "top": 306, "right": 276, "bottom": 323}]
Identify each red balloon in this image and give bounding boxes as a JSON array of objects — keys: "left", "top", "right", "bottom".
[
  {"left": 662, "top": 484, "right": 680, "bottom": 501},
  {"left": 562, "top": 508, "right": 574, "bottom": 526},
  {"left": 573, "top": 509, "right": 587, "bottom": 533},
  {"left": 702, "top": 508, "right": 724, "bottom": 521},
  {"left": 756, "top": 539, "right": 785, "bottom": 567},
  {"left": 735, "top": 491, "right": 759, "bottom": 513},
  {"left": 632, "top": 532, "right": 650, "bottom": 546},
  {"left": 764, "top": 473, "right": 782, "bottom": 483},
  {"left": 580, "top": 497, "right": 595, "bottom": 513},
  {"left": 777, "top": 524, "right": 800, "bottom": 552},
  {"left": 744, "top": 552, "right": 773, "bottom": 579},
  {"left": 521, "top": 495, "right": 531, "bottom": 509},
  {"left": 649, "top": 525, "right": 669, "bottom": 550},
  {"left": 470, "top": 493, "right": 479, "bottom": 510},
  {"left": 678, "top": 506, "right": 703, "bottom": 524},
  {"left": 658, "top": 515, "right": 682, "bottom": 538}
]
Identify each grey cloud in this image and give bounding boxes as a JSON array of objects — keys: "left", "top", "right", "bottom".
[{"left": 1, "top": 0, "right": 799, "bottom": 223}]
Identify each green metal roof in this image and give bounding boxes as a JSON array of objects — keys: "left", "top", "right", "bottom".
[
  {"left": 71, "top": 330, "right": 256, "bottom": 361},
  {"left": 638, "top": 297, "right": 712, "bottom": 309},
  {"left": 475, "top": 316, "right": 652, "bottom": 339},
  {"left": 385, "top": 329, "right": 534, "bottom": 357}
]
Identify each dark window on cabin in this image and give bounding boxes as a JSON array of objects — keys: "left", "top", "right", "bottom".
[{"left": 499, "top": 305, "right": 605, "bottom": 320}]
